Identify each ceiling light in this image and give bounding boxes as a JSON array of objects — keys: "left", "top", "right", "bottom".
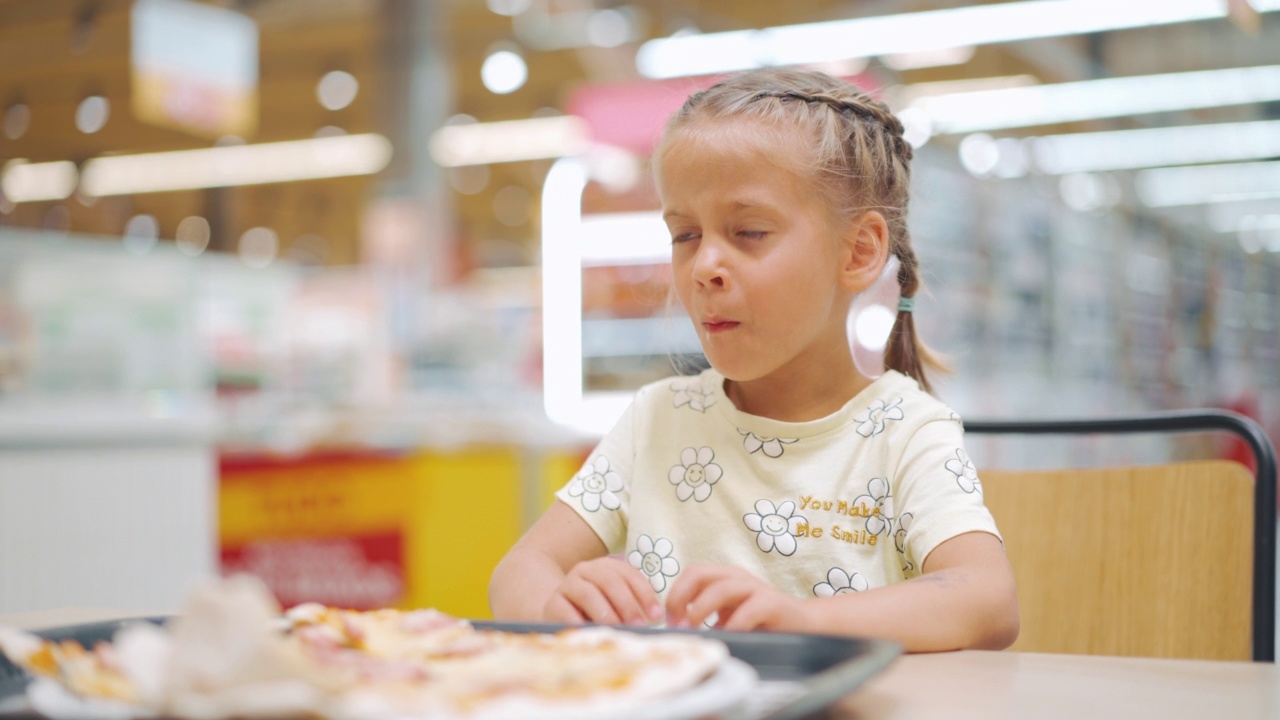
[
  {"left": 176, "top": 216, "right": 211, "bottom": 256},
  {"left": 958, "top": 134, "right": 999, "bottom": 176},
  {"left": 481, "top": 50, "right": 528, "bottom": 95},
  {"left": 579, "top": 211, "right": 668, "bottom": 266},
  {"left": 920, "top": 64, "right": 1280, "bottom": 134},
  {"left": 1, "top": 160, "right": 79, "bottom": 202},
  {"left": 636, "top": 0, "right": 1280, "bottom": 79},
  {"left": 80, "top": 133, "right": 392, "bottom": 196},
  {"left": 1031, "top": 120, "right": 1280, "bottom": 174},
  {"left": 1205, "top": 199, "right": 1280, "bottom": 233},
  {"left": 316, "top": 70, "right": 359, "bottom": 111},
  {"left": 853, "top": 305, "right": 896, "bottom": 351},
  {"left": 75, "top": 95, "right": 110, "bottom": 134},
  {"left": 882, "top": 45, "right": 974, "bottom": 71},
  {"left": 123, "top": 214, "right": 160, "bottom": 255},
  {"left": 428, "top": 116, "right": 589, "bottom": 167},
  {"left": 3, "top": 103, "right": 31, "bottom": 140},
  {"left": 486, "top": 0, "right": 530, "bottom": 17},
  {"left": 1135, "top": 161, "right": 1280, "bottom": 207},
  {"left": 239, "top": 226, "right": 278, "bottom": 268}
]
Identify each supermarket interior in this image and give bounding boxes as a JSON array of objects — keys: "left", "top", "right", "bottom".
[{"left": 0, "top": 0, "right": 1278, "bottom": 636}]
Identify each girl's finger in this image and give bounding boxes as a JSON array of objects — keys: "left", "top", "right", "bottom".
[
  {"left": 665, "top": 566, "right": 729, "bottom": 624},
  {"left": 586, "top": 564, "right": 659, "bottom": 626},
  {"left": 682, "top": 578, "right": 753, "bottom": 628},
  {"left": 562, "top": 577, "right": 623, "bottom": 625},
  {"left": 544, "top": 594, "right": 587, "bottom": 624}
]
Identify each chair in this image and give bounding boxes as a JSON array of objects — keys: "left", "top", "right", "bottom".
[{"left": 964, "top": 410, "right": 1276, "bottom": 662}]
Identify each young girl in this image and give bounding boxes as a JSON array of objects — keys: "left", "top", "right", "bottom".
[{"left": 490, "top": 68, "right": 1019, "bottom": 652}]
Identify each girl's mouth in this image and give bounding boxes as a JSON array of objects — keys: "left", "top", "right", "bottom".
[{"left": 703, "top": 321, "right": 740, "bottom": 334}]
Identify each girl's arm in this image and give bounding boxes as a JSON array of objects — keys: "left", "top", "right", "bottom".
[
  {"left": 667, "top": 530, "right": 1019, "bottom": 652},
  {"left": 489, "top": 500, "right": 663, "bottom": 625}
]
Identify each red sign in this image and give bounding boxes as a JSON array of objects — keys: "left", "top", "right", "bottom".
[{"left": 221, "top": 532, "right": 405, "bottom": 610}]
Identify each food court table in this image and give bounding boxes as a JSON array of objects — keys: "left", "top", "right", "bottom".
[
  {"left": 3, "top": 611, "right": 1277, "bottom": 719},
  {"left": 832, "top": 649, "right": 1278, "bottom": 719}
]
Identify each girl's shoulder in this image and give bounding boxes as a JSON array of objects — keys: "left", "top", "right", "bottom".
[{"left": 869, "top": 371, "right": 964, "bottom": 427}]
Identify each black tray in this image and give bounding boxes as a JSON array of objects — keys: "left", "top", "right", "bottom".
[{"left": 0, "top": 617, "right": 901, "bottom": 720}]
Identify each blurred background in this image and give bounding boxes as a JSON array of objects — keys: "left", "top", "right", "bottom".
[{"left": 0, "top": 0, "right": 1277, "bottom": 619}]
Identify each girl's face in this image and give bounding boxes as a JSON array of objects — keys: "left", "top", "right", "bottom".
[{"left": 658, "top": 121, "right": 859, "bottom": 386}]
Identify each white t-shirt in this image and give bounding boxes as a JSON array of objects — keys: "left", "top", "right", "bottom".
[{"left": 555, "top": 369, "right": 1000, "bottom": 605}]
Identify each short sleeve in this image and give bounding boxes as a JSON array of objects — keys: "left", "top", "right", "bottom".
[
  {"left": 893, "top": 417, "right": 1000, "bottom": 573},
  {"left": 553, "top": 402, "right": 635, "bottom": 554}
]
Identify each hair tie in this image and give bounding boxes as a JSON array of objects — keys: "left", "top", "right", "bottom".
[{"left": 897, "top": 296, "right": 915, "bottom": 313}]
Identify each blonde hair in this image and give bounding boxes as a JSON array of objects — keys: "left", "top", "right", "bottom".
[{"left": 658, "top": 67, "right": 947, "bottom": 393}]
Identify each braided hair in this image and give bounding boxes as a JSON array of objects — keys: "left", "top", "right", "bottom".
[{"left": 659, "top": 68, "right": 945, "bottom": 393}]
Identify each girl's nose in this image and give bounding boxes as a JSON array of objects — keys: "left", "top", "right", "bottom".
[{"left": 690, "top": 240, "right": 727, "bottom": 288}]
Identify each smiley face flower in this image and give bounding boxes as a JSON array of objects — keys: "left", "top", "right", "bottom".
[
  {"left": 813, "top": 568, "right": 869, "bottom": 597},
  {"left": 668, "top": 446, "right": 723, "bottom": 502},
  {"left": 627, "top": 534, "right": 680, "bottom": 593},
  {"left": 566, "top": 455, "right": 623, "bottom": 512},
  {"left": 945, "top": 448, "right": 981, "bottom": 494},
  {"left": 854, "top": 398, "right": 905, "bottom": 437},
  {"left": 743, "top": 499, "right": 806, "bottom": 556}
]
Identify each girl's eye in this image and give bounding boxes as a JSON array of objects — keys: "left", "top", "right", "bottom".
[
  {"left": 738, "top": 230, "right": 768, "bottom": 240},
  {"left": 671, "top": 232, "right": 700, "bottom": 243}
]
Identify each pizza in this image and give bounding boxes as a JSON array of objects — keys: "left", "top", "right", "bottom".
[{"left": 0, "top": 578, "right": 741, "bottom": 720}]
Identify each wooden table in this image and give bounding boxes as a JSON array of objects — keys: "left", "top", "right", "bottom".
[
  {"left": 833, "top": 649, "right": 1278, "bottom": 719},
  {"left": 4, "top": 611, "right": 1277, "bottom": 719}
]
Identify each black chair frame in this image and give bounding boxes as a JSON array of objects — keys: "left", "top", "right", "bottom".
[{"left": 965, "top": 409, "right": 1277, "bottom": 662}]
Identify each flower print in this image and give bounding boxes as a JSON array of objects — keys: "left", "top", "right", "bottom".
[
  {"left": 627, "top": 535, "right": 680, "bottom": 593},
  {"left": 854, "top": 398, "right": 905, "bottom": 437},
  {"left": 895, "top": 512, "right": 915, "bottom": 573},
  {"left": 671, "top": 379, "right": 715, "bottom": 412},
  {"left": 738, "top": 429, "right": 797, "bottom": 458},
  {"left": 813, "top": 568, "right": 869, "bottom": 597},
  {"left": 946, "top": 448, "right": 981, "bottom": 494},
  {"left": 566, "top": 455, "right": 623, "bottom": 512},
  {"left": 851, "top": 477, "right": 893, "bottom": 536},
  {"left": 743, "top": 499, "right": 806, "bottom": 556},
  {"left": 668, "top": 446, "right": 723, "bottom": 502}
]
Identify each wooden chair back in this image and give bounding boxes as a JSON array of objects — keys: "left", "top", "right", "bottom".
[{"left": 981, "top": 459, "right": 1254, "bottom": 661}]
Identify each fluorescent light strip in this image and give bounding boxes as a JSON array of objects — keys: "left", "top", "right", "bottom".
[
  {"left": 922, "top": 64, "right": 1280, "bottom": 134},
  {"left": 81, "top": 134, "right": 392, "bottom": 196},
  {"left": 1136, "top": 161, "right": 1280, "bottom": 207},
  {"left": 636, "top": 0, "right": 1280, "bottom": 79},
  {"left": 429, "top": 116, "right": 590, "bottom": 167},
  {"left": 579, "top": 211, "right": 669, "bottom": 266},
  {"left": 542, "top": 162, "right": 682, "bottom": 434},
  {"left": 0, "top": 161, "right": 78, "bottom": 203},
  {"left": 541, "top": 157, "right": 589, "bottom": 427},
  {"left": 1032, "top": 119, "right": 1280, "bottom": 174}
]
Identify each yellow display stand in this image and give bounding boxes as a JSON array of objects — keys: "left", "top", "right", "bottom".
[{"left": 219, "top": 447, "right": 530, "bottom": 619}]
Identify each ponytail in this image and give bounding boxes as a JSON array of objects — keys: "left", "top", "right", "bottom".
[{"left": 882, "top": 243, "right": 949, "bottom": 394}]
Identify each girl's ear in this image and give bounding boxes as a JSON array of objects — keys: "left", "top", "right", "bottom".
[{"left": 840, "top": 210, "right": 890, "bottom": 292}]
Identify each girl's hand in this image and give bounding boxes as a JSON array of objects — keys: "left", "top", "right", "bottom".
[
  {"left": 665, "top": 565, "right": 809, "bottom": 632},
  {"left": 542, "top": 557, "right": 664, "bottom": 626}
]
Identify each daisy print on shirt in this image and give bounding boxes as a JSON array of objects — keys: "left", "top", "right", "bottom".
[
  {"left": 813, "top": 568, "right": 869, "bottom": 597},
  {"left": 627, "top": 535, "right": 680, "bottom": 592},
  {"left": 738, "top": 429, "right": 797, "bottom": 458},
  {"left": 744, "top": 500, "right": 806, "bottom": 556},
  {"left": 894, "top": 513, "right": 915, "bottom": 573},
  {"left": 566, "top": 455, "right": 623, "bottom": 512},
  {"left": 946, "top": 448, "right": 981, "bottom": 494},
  {"left": 851, "top": 477, "right": 893, "bottom": 536},
  {"left": 668, "top": 446, "right": 723, "bottom": 502},
  {"left": 854, "top": 397, "right": 905, "bottom": 437},
  {"left": 670, "top": 378, "right": 715, "bottom": 413}
]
